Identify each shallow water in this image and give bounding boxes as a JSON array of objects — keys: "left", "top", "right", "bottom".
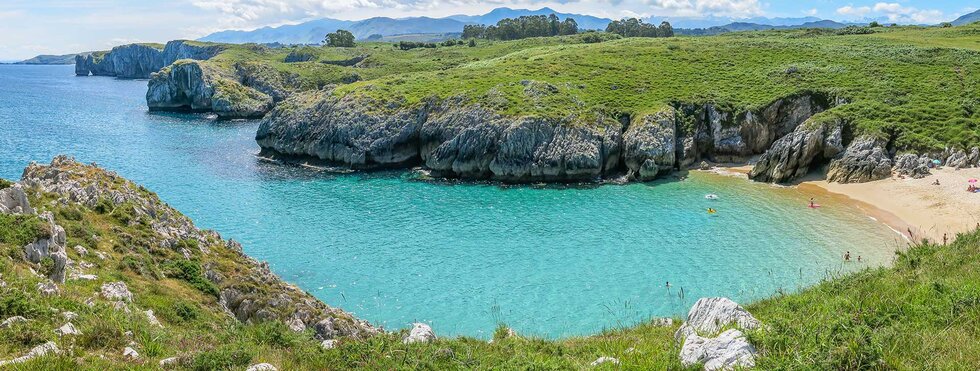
[{"left": 0, "top": 65, "right": 904, "bottom": 338}]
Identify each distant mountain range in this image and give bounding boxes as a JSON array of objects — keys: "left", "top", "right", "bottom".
[
  {"left": 951, "top": 9, "right": 980, "bottom": 26},
  {"left": 200, "top": 7, "right": 612, "bottom": 44},
  {"left": 16, "top": 7, "right": 980, "bottom": 64}
]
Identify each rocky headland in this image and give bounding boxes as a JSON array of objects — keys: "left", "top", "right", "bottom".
[
  {"left": 256, "top": 88, "right": 980, "bottom": 184},
  {"left": 74, "top": 40, "right": 224, "bottom": 79}
]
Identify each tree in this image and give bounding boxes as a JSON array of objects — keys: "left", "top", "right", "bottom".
[
  {"left": 869, "top": 21, "right": 882, "bottom": 28},
  {"left": 560, "top": 18, "right": 579, "bottom": 35},
  {"left": 468, "top": 39, "right": 477, "bottom": 47},
  {"left": 658, "top": 21, "right": 674, "bottom": 37},
  {"left": 325, "top": 30, "right": 355, "bottom": 47}
]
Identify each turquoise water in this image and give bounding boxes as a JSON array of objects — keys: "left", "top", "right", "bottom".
[{"left": 0, "top": 65, "right": 904, "bottom": 338}]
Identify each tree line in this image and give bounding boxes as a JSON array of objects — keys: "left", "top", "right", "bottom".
[
  {"left": 463, "top": 14, "right": 579, "bottom": 40},
  {"left": 605, "top": 18, "right": 674, "bottom": 38}
]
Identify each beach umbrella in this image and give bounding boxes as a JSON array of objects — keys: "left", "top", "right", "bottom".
[
  {"left": 970, "top": 179, "right": 978, "bottom": 184},
  {"left": 932, "top": 159, "right": 942, "bottom": 165}
]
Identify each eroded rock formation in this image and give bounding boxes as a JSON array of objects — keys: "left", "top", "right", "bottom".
[
  {"left": 675, "top": 297, "right": 761, "bottom": 371},
  {"left": 256, "top": 90, "right": 838, "bottom": 183},
  {"left": 75, "top": 40, "right": 225, "bottom": 79}
]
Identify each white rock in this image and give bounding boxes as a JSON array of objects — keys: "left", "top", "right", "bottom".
[
  {"left": 0, "top": 316, "right": 27, "bottom": 328},
  {"left": 679, "top": 329, "right": 756, "bottom": 370},
  {"left": 675, "top": 298, "right": 761, "bottom": 371},
  {"left": 37, "top": 281, "right": 59, "bottom": 296},
  {"left": 320, "top": 339, "right": 337, "bottom": 350},
  {"left": 144, "top": 309, "right": 163, "bottom": 327},
  {"left": 159, "top": 356, "right": 180, "bottom": 367},
  {"left": 55, "top": 323, "right": 81, "bottom": 336},
  {"left": 0, "top": 341, "right": 60, "bottom": 366},
  {"left": 675, "top": 297, "right": 760, "bottom": 341},
  {"left": 402, "top": 323, "right": 436, "bottom": 344},
  {"left": 62, "top": 311, "right": 78, "bottom": 321},
  {"left": 287, "top": 317, "right": 305, "bottom": 332},
  {"left": 123, "top": 346, "right": 140, "bottom": 359},
  {"left": 79, "top": 261, "right": 94, "bottom": 269},
  {"left": 590, "top": 356, "right": 620, "bottom": 366},
  {"left": 246, "top": 363, "right": 278, "bottom": 371},
  {"left": 112, "top": 300, "right": 131, "bottom": 313},
  {"left": 653, "top": 318, "right": 674, "bottom": 327},
  {"left": 73, "top": 245, "right": 88, "bottom": 256},
  {"left": 73, "top": 273, "right": 98, "bottom": 281},
  {"left": 101, "top": 282, "right": 133, "bottom": 302},
  {"left": 95, "top": 251, "right": 108, "bottom": 260}
]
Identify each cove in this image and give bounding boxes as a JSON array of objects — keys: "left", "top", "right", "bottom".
[{"left": 0, "top": 65, "right": 903, "bottom": 338}]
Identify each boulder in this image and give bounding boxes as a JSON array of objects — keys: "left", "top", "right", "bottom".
[
  {"left": 0, "top": 183, "right": 34, "bottom": 214},
  {"left": 159, "top": 357, "right": 180, "bottom": 367},
  {"left": 893, "top": 153, "right": 931, "bottom": 178},
  {"left": 826, "top": 136, "right": 892, "bottom": 183},
  {"left": 73, "top": 245, "right": 88, "bottom": 256},
  {"left": 403, "top": 323, "right": 436, "bottom": 344},
  {"left": 37, "top": 281, "right": 59, "bottom": 296},
  {"left": 0, "top": 341, "right": 60, "bottom": 366},
  {"left": 320, "top": 339, "right": 338, "bottom": 350},
  {"left": 679, "top": 329, "right": 756, "bottom": 370},
  {"left": 946, "top": 150, "right": 972, "bottom": 169},
  {"left": 55, "top": 323, "right": 81, "bottom": 336},
  {"left": 62, "top": 312, "right": 78, "bottom": 321},
  {"left": 749, "top": 120, "right": 843, "bottom": 183},
  {"left": 101, "top": 282, "right": 134, "bottom": 302},
  {"left": 123, "top": 346, "right": 140, "bottom": 360},
  {"left": 675, "top": 298, "right": 760, "bottom": 371}
]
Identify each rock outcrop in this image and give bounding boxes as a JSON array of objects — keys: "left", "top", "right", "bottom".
[
  {"left": 75, "top": 40, "right": 224, "bottom": 79},
  {"left": 146, "top": 60, "right": 274, "bottom": 119},
  {"left": 623, "top": 107, "right": 676, "bottom": 181},
  {"left": 826, "top": 136, "right": 893, "bottom": 183},
  {"left": 0, "top": 184, "right": 34, "bottom": 214},
  {"left": 19, "top": 156, "right": 378, "bottom": 339},
  {"left": 749, "top": 119, "right": 843, "bottom": 183},
  {"left": 675, "top": 298, "right": 761, "bottom": 371},
  {"left": 402, "top": 323, "right": 436, "bottom": 344},
  {"left": 893, "top": 153, "right": 931, "bottom": 178},
  {"left": 257, "top": 91, "right": 834, "bottom": 183},
  {"left": 0, "top": 342, "right": 60, "bottom": 366}
]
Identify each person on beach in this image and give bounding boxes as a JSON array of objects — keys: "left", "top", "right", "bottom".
[
  {"left": 844, "top": 251, "right": 851, "bottom": 262},
  {"left": 809, "top": 197, "right": 815, "bottom": 208},
  {"left": 944, "top": 233, "right": 948, "bottom": 246},
  {"left": 933, "top": 179, "right": 940, "bottom": 186}
]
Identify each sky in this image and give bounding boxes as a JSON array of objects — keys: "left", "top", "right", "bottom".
[{"left": 0, "top": 0, "right": 977, "bottom": 60}]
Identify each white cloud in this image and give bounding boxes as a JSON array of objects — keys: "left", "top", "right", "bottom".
[
  {"left": 805, "top": 8, "right": 818, "bottom": 16},
  {"left": 644, "top": 0, "right": 764, "bottom": 18},
  {"left": 836, "top": 5, "right": 871, "bottom": 17},
  {"left": 871, "top": 2, "right": 944, "bottom": 24}
]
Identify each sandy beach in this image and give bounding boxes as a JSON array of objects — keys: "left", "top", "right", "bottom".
[
  {"left": 705, "top": 165, "right": 980, "bottom": 243},
  {"left": 803, "top": 168, "right": 980, "bottom": 243}
]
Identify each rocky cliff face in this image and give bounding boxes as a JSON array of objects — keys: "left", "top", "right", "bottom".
[
  {"left": 748, "top": 119, "right": 843, "bottom": 183},
  {"left": 75, "top": 40, "right": 224, "bottom": 79},
  {"left": 257, "top": 90, "right": 836, "bottom": 183},
  {"left": 146, "top": 60, "right": 275, "bottom": 119}
]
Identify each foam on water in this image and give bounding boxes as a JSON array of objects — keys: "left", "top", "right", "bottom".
[{"left": 0, "top": 65, "right": 904, "bottom": 338}]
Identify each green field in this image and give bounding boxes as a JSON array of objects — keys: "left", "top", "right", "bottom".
[{"left": 191, "top": 25, "right": 980, "bottom": 153}]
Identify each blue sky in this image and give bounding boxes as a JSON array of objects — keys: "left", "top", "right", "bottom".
[{"left": 0, "top": 0, "right": 977, "bottom": 60}]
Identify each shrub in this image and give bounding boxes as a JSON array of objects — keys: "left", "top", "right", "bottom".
[
  {"left": 284, "top": 47, "right": 318, "bottom": 63},
  {"left": 38, "top": 256, "right": 55, "bottom": 276},
  {"left": 1, "top": 320, "right": 51, "bottom": 347},
  {"left": 0, "top": 214, "right": 47, "bottom": 246},
  {"left": 0, "top": 289, "right": 42, "bottom": 318},
  {"left": 190, "top": 344, "right": 253, "bottom": 371},
  {"left": 468, "top": 39, "right": 477, "bottom": 47},
  {"left": 0, "top": 179, "right": 12, "bottom": 190},
  {"left": 174, "top": 301, "right": 200, "bottom": 322},
  {"left": 79, "top": 314, "right": 127, "bottom": 350},
  {"left": 162, "top": 259, "right": 219, "bottom": 298},
  {"left": 249, "top": 321, "right": 302, "bottom": 348}
]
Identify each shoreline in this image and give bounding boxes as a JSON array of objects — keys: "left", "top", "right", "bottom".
[{"left": 708, "top": 164, "right": 980, "bottom": 244}]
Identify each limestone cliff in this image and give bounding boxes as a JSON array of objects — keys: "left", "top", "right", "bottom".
[
  {"left": 146, "top": 60, "right": 275, "bottom": 119},
  {"left": 256, "top": 89, "right": 837, "bottom": 183},
  {"left": 75, "top": 40, "right": 224, "bottom": 79}
]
